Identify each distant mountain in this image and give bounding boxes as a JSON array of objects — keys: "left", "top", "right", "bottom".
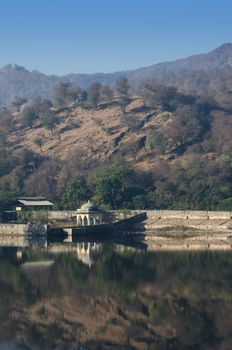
[
  {"left": 126, "top": 43, "right": 232, "bottom": 80},
  {"left": 0, "top": 43, "right": 232, "bottom": 105}
]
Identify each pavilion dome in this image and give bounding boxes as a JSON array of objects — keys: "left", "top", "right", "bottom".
[{"left": 79, "top": 200, "right": 99, "bottom": 212}]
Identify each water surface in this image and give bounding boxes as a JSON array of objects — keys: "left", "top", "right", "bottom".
[{"left": 0, "top": 235, "right": 232, "bottom": 349}]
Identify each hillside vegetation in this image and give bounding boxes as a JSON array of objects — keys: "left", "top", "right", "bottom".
[{"left": 0, "top": 77, "right": 232, "bottom": 211}]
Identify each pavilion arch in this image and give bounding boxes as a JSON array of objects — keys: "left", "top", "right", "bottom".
[
  {"left": 77, "top": 216, "right": 83, "bottom": 226},
  {"left": 83, "top": 216, "right": 88, "bottom": 226},
  {"left": 95, "top": 216, "right": 100, "bottom": 224}
]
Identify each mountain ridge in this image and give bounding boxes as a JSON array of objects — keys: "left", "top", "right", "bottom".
[{"left": 0, "top": 42, "right": 232, "bottom": 105}]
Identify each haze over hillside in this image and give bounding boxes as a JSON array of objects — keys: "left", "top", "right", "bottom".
[{"left": 0, "top": 43, "right": 232, "bottom": 105}]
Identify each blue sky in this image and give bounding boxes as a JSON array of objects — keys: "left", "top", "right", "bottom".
[{"left": 0, "top": 0, "right": 231, "bottom": 75}]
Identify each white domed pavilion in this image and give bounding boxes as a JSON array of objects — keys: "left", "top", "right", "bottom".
[{"left": 76, "top": 200, "right": 103, "bottom": 226}]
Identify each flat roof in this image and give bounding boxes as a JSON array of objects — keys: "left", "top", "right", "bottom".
[
  {"left": 17, "top": 199, "right": 54, "bottom": 206},
  {"left": 18, "top": 197, "right": 48, "bottom": 201}
]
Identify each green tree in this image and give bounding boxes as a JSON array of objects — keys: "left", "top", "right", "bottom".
[
  {"left": 90, "top": 162, "right": 135, "bottom": 209},
  {"left": 0, "top": 190, "right": 19, "bottom": 211},
  {"left": 115, "top": 77, "right": 130, "bottom": 113},
  {"left": 62, "top": 173, "right": 91, "bottom": 209}
]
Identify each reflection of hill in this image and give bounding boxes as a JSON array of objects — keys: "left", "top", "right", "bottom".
[{"left": 0, "top": 249, "right": 232, "bottom": 349}]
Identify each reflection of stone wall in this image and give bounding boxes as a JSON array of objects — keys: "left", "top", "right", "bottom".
[
  {"left": 0, "top": 223, "right": 47, "bottom": 236},
  {"left": 0, "top": 223, "right": 29, "bottom": 235},
  {"left": 0, "top": 235, "right": 29, "bottom": 247}
]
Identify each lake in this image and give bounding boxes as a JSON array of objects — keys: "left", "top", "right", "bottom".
[{"left": 0, "top": 235, "right": 232, "bottom": 349}]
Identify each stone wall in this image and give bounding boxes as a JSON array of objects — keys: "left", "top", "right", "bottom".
[
  {"left": 144, "top": 210, "right": 232, "bottom": 232},
  {"left": 41, "top": 210, "right": 133, "bottom": 224},
  {"left": 16, "top": 210, "right": 76, "bottom": 222},
  {"left": 146, "top": 210, "right": 232, "bottom": 219},
  {"left": 46, "top": 211, "right": 76, "bottom": 221}
]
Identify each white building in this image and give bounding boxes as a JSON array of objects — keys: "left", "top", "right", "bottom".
[{"left": 76, "top": 201, "right": 104, "bottom": 226}]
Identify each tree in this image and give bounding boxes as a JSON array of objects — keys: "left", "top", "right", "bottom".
[
  {"left": 140, "top": 82, "right": 179, "bottom": 110},
  {"left": 62, "top": 173, "right": 91, "bottom": 209},
  {"left": 30, "top": 96, "right": 52, "bottom": 116},
  {"left": 53, "top": 82, "right": 72, "bottom": 107},
  {"left": 115, "top": 77, "right": 130, "bottom": 113},
  {"left": 53, "top": 82, "right": 81, "bottom": 107},
  {"left": 79, "top": 90, "right": 88, "bottom": 102},
  {"left": 165, "top": 105, "right": 207, "bottom": 152},
  {"left": 17, "top": 149, "right": 41, "bottom": 175},
  {"left": 24, "top": 158, "right": 61, "bottom": 199},
  {"left": 90, "top": 162, "right": 135, "bottom": 209},
  {"left": 33, "top": 137, "right": 44, "bottom": 153},
  {"left": 87, "top": 83, "right": 102, "bottom": 107},
  {"left": 0, "top": 133, "right": 7, "bottom": 148},
  {"left": 68, "top": 85, "right": 82, "bottom": 102},
  {"left": 0, "top": 190, "right": 19, "bottom": 211},
  {"left": 0, "top": 149, "right": 16, "bottom": 177},
  {"left": 10, "top": 96, "right": 27, "bottom": 112},
  {"left": 116, "top": 77, "right": 129, "bottom": 96},
  {"left": 21, "top": 106, "right": 39, "bottom": 128},
  {"left": 40, "top": 111, "right": 58, "bottom": 132},
  {"left": 100, "top": 85, "right": 113, "bottom": 104},
  {"left": 0, "top": 108, "right": 15, "bottom": 133}
]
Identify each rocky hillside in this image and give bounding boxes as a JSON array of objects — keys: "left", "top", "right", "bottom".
[
  {"left": 6, "top": 96, "right": 213, "bottom": 174},
  {"left": 8, "top": 98, "right": 170, "bottom": 170},
  {"left": 1, "top": 43, "right": 232, "bottom": 105},
  {"left": 1, "top": 86, "right": 232, "bottom": 211}
]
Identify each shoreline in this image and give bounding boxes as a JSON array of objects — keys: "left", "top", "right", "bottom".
[{"left": 144, "top": 229, "right": 232, "bottom": 251}]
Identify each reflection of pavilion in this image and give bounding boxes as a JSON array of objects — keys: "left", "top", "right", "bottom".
[
  {"left": 76, "top": 242, "right": 103, "bottom": 267},
  {"left": 76, "top": 201, "right": 104, "bottom": 226}
]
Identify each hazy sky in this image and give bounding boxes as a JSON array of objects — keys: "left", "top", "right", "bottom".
[{"left": 0, "top": 0, "right": 231, "bottom": 75}]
